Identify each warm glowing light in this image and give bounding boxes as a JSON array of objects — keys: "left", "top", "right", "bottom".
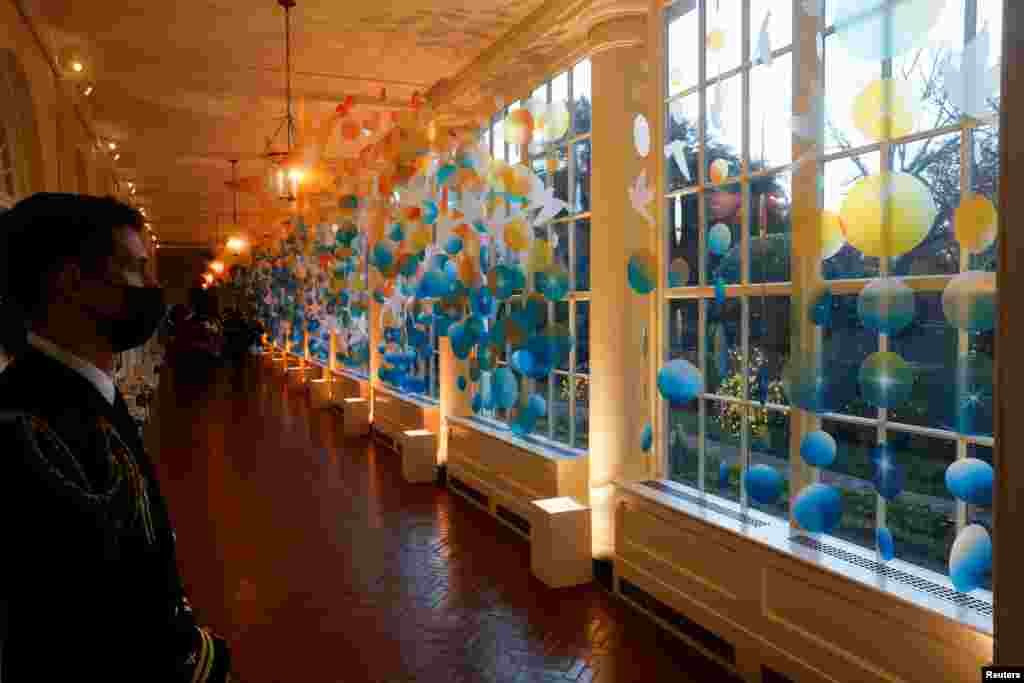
[
  {"left": 533, "top": 497, "right": 586, "bottom": 514},
  {"left": 210, "top": 261, "right": 225, "bottom": 274},
  {"left": 71, "top": 61, "right": 84, "bottom": 73},
  {"left": 227, "top": 237, "right": 246, "bottom": 253},
  {"left": 108, "top": 142, "right": 117, "bottom": 150},
  {"left": 113, "top": 153, "right": 121, "bottom": 161},
  {"left": 83, "top": 85, "right": 93, "bottom": 96},
  {"left": 287, "top": 168, "right": 304, "bottom": 182},
  {"left": 203, "top": 273, "right": 214, "bottom": 284}
]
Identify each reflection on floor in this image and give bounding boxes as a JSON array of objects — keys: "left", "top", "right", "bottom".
[{"left": 153, "top": 357, "right": 739, "bottom": 682}]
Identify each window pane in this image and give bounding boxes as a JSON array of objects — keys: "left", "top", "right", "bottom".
[
  {"left": 555, "top": 301, "right": 570, "bottom": 371},
  {"left": 552, "top": 71, "right": 569, "bottom": 105},
  {"left": 666, "top": 94, "right": 699, "bottom": 192},
  {"left": 704, "top": 298, "right": 740, "bottom": 398},
  {"left": 553, "top": 221, "right": 570, "bottom": 273},
  {"left": 824, "top": 32, "right": 881, "bottom": 153},
  {"left": 978, "top": 0, "right": 1004, "bottom": 71},
  {"left": 890, "top": 131, "right": 960, "bottom": 277},
  {"left": 666, "top": 0, "right": 699, "bottom": 97},
  {"left": 750, "top": 171, "right": 792, "bottom": 284},
  {"left": 750, "top": 52, "right": 793, "bottom": 169},
  {"left": 819, "top": 293, "right": 879, "bottom": 419},
  {"left": 666, "top": 195, "right": 700, "bottom": 287},
  {"left": 573, "top": 138, "right": 591, "bottom": 214},
  {"left": 508, "top": 139, "right": 521, "bottom": 165},
  {"left": 532, "top": 374, "right": 551, "bottom": 438},
  {"left": 750, "top": 0, "right": 793, "bottom": 52},
  {"left": 667, "top": 299, "right": 700, "bottom": 365},
  {"left": 749, "top": 294, "right": 790, "bottom": 404},
  {"left": 705, "top": 186, "right": 741, "bottom": 285},
  {"left": 532, "top": 84, "right": 547, "bottom": 103},
  {"left": 750, "top": 408, "right": 790, "bottom": 519},
  {"left": 967, "top": 443, "right": 993, "bottom": 592},
  {"left": 493, "top": 118, "right": 506, "bottom": 161},
  {"left": 888, "top": 292, "right": 958, "bottom": 431},
  {"left": 572, "top": 59, "right": 592, "bottom": 135},
  {"left": 552, "top": 372, "right": 571, "bottom": 446},
  {"left": 886, "top": 432, "right": 957, "bottom": 577},
  {"left": 575, "top": 300, "right": 590, "bottom": 375},
  {"left": 551, "top": 145, "right": 570, "bottom": 208},
  {"left": 705, "top": 399, "right": 741, "bottom": 503},
  {"left": 819, "top": 418, "right": 877, "bottom": 552},
  {"left": 705, "top": 1, "right": 741, "bottom": 75},
  {"left": 970, "top": 124, "right": 999, "bottom": 273},
  {"left": 575, "top": 376, "right": 589, "bottom": 450},
  {"left": 823, "top": 151, "right": 881, "bottom": 280},
  {"left": 574, "top": 218, "right": 590, "bottom": 291},
  {"left": 705, "top": 74, "right": 742, "bottom": 171},
  {"left": 667, "top": 397, "right": 700, "bottom": 488}
]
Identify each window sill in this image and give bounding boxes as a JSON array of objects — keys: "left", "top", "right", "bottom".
[
  {"left": 374, "top": 383, "right": 439, "bottom": 408},
  {"left": 331, "top": 366, "right": 368, "bottom": 383},
  {"left": 614, "top": 478, "right": 993, "bottom": 636},
  {"left": 451, "top": 415, "right": 587, "bottom": 463}
]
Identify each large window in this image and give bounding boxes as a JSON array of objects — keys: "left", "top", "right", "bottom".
[
  {"left": 476, "top": 58, "right": 592, "bottom": 450},
  {"left": 663, "top": 0, "right": 999, "bottom": 598}
]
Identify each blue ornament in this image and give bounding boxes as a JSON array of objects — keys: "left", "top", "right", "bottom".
[
  {"left": 800, "top": 431, "right": 837, "bottom": 468},
  {"left": 949, "top": 524, "right": 992, "bottom": 593},
  {"left": 744, "top": 465, "right": 784, "bottom": 505},
  {"left": 877, "top": 527, "right": 895, "bottom": 561},
  {"left": 718, "top": 462, "right": 731, "bottom": 489},
  {"left": 810, "top": 288, "right": 834, "bottom": 328},
  {"left": 493, "top": 368, "right": 519, "bottom": 410},
  {"left": 793, "top": 484, "right": 843, "bottom": 534},
  {"left": 641, "top": 423, "right": 653, "bottom": 452},
  {"left": 446, "top": 235, "right": 464, "bottom": 255},
  {"left": 471, "top": 392, "right": 483, "bottom": 414},
  {"left": 389, "top": 223, "right": 405, "bottom": 242},
  {"left": 708, "top": 223, "right": 732, "bottom": 256},
  {"left": 945, "top": 458, "right": 993, "bottom": 506},
  {"left": 858, "top": 278, "right": 916, "bottom": 335},
  {"left": 657, "top": 360, "right": 704, "bottom": 406}
]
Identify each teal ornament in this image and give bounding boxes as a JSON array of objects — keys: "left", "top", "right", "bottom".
[
  {"left": 657, "top": 360, "right": 704, "bottom": 406},
  {"left": 942, "top": 271, "right": 996, "bottom": 332},
  {"left": 859, "top": 351, "right": 915, "bottom": 410},
  {"left": 810, "top": 288, "right": 834, "bottom": 328},
  {"left": 627, "top": 253, "right": 656, "bottom": 295},
  {"left": 389, "top": 223, "right": 405, "bottom": 242},
  {"left": 793, "top": 484, "right": 843, "bottom": 534},
  {"left": 708, "top": 223, "right": 732, "bottom": 256},
  {"left": 471, "top": 392, "right": 483, "bottom": 414},
  {"left": 744, "top": 465, "right": 784, "bottom": 505},
  {"left": 877, "top": 527, "right": 895, "bottom": 561},
  {"left": 446, "top": 235, "right": 464, "bottom": 255},
  {"left": 423, "top": 200, "right": 439, "bottom": 225},
  {"left": 714, "top": 277, "right": 726, "bottom": 307},
  {"left": 494, "top": 264, "right": 525, "bottom": 299},
  {"left": 858, "top": 278, "right": 915, "bottom": 335},
  {"left": 718, "top": 462, "right": 730, "bottom": 489},
  {"left": 471, "top": 287, "right": 495, "bottom": 317},
  {"left": 640, "top": 423, "right": 653, "bottom": 452},
  {"left": 371, "top": 242, "right": 395, "bottom": 271},
  {"left": 510, "top": 349, "right": 540, "bottom": 378},
  {"left": 949, "top": 524, "right": 992, "bottom": 593},
  {"left": 947, "top": 352, "right": 993, "bottom": 437},
  {"left": 477, "top": 346, "right": 494, "bottom": 371},
  {"left": 400, "top": 255, "right": 420, "bottom": 278},
  {"left": 493, "top": 367, "right": 519, "bottom": 410},
  {"left": 945, "top": 458, "right": 993, "bottom": 506},
  {"left": 437, "top": 163, "right": 458, "bottom": 186},
  {"left": 800, "top": 431, "right": 837, "bottom": 467},
  {"left": 457, "top": 376, "right": 467, "bottom": 391},
  {"left": 541, "top": 267, "right": 571, "bottom": 301}
]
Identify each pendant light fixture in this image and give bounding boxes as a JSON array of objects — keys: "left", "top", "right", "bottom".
[
  {"left": 225, "top": 159, "right": 246, "bottom": 254},
  {"left": 264, "top": 0, "right": 302, "bottom": 203}
]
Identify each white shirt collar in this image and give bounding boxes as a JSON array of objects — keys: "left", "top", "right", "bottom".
[{"left": 26, "top": 332, "right": 117, "bottom": 406}]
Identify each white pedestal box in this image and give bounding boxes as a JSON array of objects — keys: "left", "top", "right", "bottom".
[
  {"left": 399, "top": 429, "right": 437, "bottom": 483},
  {"left": 530, "top": 497, "right": 593, "bottom": 589}
]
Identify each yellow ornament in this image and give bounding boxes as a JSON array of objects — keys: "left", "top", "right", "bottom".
[
  {"left": 709, "top": 158, "right": 730, "bottom": 185},
  {"left": 954, "top": 193, "right": 998, "bottom": 254},
  {"left": 839, "top": 172, "right": 936, "bottom": 259},
  {"left": 706, "top": 29, "right": 726, "bottom": 52},
  {"left": 410, "top": 225, "right": 433, "bottom": 252},
  {"left": 504, "top": 217, "right": 530, "bottom": 252},
  {"left": 821, "top": 210, "right": 846, "bottom": 260},
  {"left": 852, "top": 78, "right": 916, "bottom": 142},
  {"left": 528, "top": 238, "right": 553, "bottom": 271}
]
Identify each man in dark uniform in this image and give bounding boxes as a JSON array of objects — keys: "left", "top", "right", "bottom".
[{"left": 0, "top": 194, "right": 232, "bottom": 681}]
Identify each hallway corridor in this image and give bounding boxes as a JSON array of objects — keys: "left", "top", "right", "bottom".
[{"left": 152, "top": 358, "right": 736, "bottom": 683}]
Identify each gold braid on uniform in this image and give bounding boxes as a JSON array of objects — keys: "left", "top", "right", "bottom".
[{"left": 0, "top": 411, "right": 156, "bottom": 546}]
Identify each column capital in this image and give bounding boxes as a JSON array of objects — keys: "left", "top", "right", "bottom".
[{"left": 583, "top": 0, "right": 648, "bottom": 56}]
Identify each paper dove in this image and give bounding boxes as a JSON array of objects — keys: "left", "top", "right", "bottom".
[
  {"left": 753, "top": 11, "right": 774, "bottom": 67},
  {"left": 943, "top": 25, "right": 1000, "bottom": 119},
  {"left": 664, "top": 140, "right": 691, "bottom": 182},
  {"left": 526, "top": 173, "right": 569, "bottom": 226},
  {"left": 629, "top": 169, "right": 656, "bottom": 225}
]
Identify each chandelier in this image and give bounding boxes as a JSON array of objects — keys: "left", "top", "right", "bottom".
[{"left": 264, "top": 0, "right": 302, "bottom": 202}]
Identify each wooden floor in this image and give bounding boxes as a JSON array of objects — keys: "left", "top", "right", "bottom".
[{"left": 152, "top": 355, "right": 739, "bottom": 683}]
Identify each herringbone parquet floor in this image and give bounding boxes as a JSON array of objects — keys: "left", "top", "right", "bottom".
[{"left": 151, "top": 356, "right": 738, "bottom": 683}]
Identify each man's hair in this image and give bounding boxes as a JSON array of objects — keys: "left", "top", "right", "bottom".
[{"left": 0, "top": 193, "right": 144, "bottom": 323}]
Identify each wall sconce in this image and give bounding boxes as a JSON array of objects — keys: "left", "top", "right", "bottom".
[
  {"left": 108, "top": 141, "right": 117, "bottom": 151},
  {"left": 210, "top": 261, "right": 225, "bottom": 275},
  {"left": 226, "top": 237, "right": 246, "bottom": 254}
]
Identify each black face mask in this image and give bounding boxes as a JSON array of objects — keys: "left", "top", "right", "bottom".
[{"left": 82, "top": 281, "right": 168, "bottom": 353}]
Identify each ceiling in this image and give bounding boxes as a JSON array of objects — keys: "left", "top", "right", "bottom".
[{"left": 23, "top": 0, "right": 548, "bottom": 243}]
